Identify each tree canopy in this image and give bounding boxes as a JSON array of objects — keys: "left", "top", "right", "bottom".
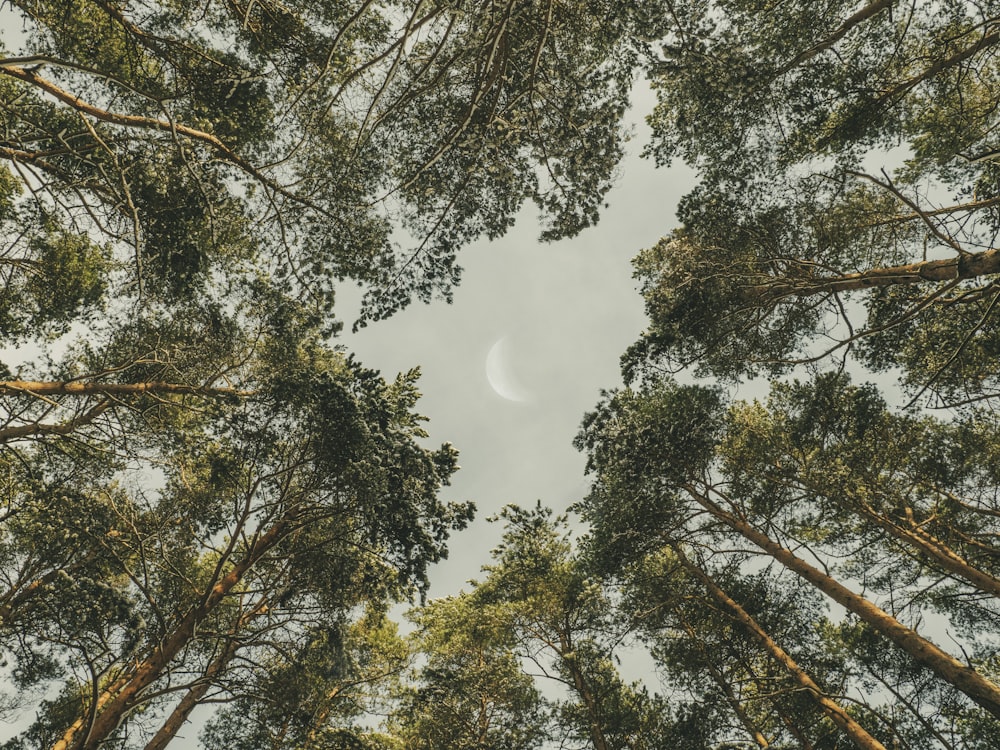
[
  {"left": 629, "top": 0, "right": 1000, "bottom": 406},
  {"left": 571, "top": 1, "right": 1000, "bottom": 747},
  {"left": 6, "top": 1, "right": 1000, "bottom": 749},
  {"left": 0, "top": 0, "right": 648, "bottom": 746}
]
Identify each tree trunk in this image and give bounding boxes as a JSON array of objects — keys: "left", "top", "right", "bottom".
[
  {"left": 142, "top": 593, "right": 273, "bottom": 750},
  {"left": 0, "top": 551, "right": 100, "bottom": 625},
  {"left": 687, "top": 486, "right": 1000, "bottom": 719},
  {"left": 52, "top": 516, "right": 293, "bottom": 750},
  {"left": 857, "top": 502, "right": 1000, "bottom": 599},
  {"left": 738, "top": 657, "right": 817, "bottom": 750},
  {"left": 0, "top": 399, "right": 111, "bottom": 441},
  {"left": 777, "top": 0, "right": 893, "bottom": 75},
  {"left": 672, "top": 545, "right": 888, "bottom": 750},
  {"left": 0, "top": 380, "right": 251, "bottom": 398},
  {"left": 557, "top": 628, "right": 610, "bottom": 750},
  {"left": 875, "top": 26, "right": 1000, "bottom": 106},
  {"left": 757, "top": 247, "right": 1000, "bottom": 300},
  {"left": 301, "top": 685, "right": 343, "bottom": 750},
  {"left": 143, "top": 636, "right": 241, "bottom": 750}
]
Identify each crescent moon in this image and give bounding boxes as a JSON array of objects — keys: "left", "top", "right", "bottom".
[{"left": 485, "top": 337, "right": 530, "bottom": 402}]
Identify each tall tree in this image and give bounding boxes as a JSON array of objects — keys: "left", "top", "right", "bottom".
[
  {"left": 0, "top": 3, "right": 665, "bottom": 744},
  {"left": 627, "top": 0, "right": 1000, "bottom": 404},
  {"left": 389, "top": 594, "right": 549, "bottom": 750},
  {"left": 0, "top": 0, "right": 642, "bottom": 325},
  {"left": 199, "top": 609, "right": 410, "bottom": 750},
  {"left": 575, "top": 374, "right": 1000, "bottom": 746},
  {"left": 475, "top": 504, "right": 668, "bottom": 750},
  {"left": 389, "top": 505, "right": 679, "bottom": 750},
  {"left": 1, "top": 340, "right": 473, "bottom": 750}
]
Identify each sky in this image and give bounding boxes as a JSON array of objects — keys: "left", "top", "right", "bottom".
[{"left": 337, "top": 88, "right": 697, "bottom": 599}]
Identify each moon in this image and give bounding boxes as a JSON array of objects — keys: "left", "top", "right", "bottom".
[{"left": 485, "top": 337, "right": 531, "bottom": 402}]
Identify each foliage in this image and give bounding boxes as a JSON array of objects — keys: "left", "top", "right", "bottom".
[
  {"left": 0, "top": 0, "right": 642, "bottom": 327},
  {"left": 0, "top": 341, "right": 473, "bottom": 749},
  {"left": 628, "top": 0, "right": 1000, "bottom": 405},
  {"left": 0, "top": 0, "right": 668, "bottom": 746},
  {"left": 6, "top": 0, "right": 1000, "bottom": 748}
]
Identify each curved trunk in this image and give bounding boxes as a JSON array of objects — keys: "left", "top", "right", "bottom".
[
  {"left": 0, "top": 551, "right": 100, "bottom": 625},
  {"left": 672, "top": 546, "right": 887, "bottom": 750},
  {"left": 143, "top": 638, "right": 241, "bottom": 750},
  {"left": 142, "top": 593, "right": 273, "bottom": 750},
  {"left": 777, "top": 0, "right": 893, "bottom": 75},
  {"left": 0, "top": 399, "right": 111, "bottom": 441},
  {"left": 687, "top": 486, "right": 1000, "bottom": 719}
]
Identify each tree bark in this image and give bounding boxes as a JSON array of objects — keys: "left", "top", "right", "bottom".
[
  {"left": 777, "top": 0, "right": 893, "bottom": 75},
  {"left": 0, "top": 400, "right": 111, "bottom": 442},
  {"left": 686, "top": 486, "right": 1000, "bottom": 719},
  {"left": 0, "top": 380, "right": 254, "bottom": 441},
  {"left": 142, "top": 636, "right": 241, "bottom": 750},
  {"left": 0, "top": 380, "right": 251, "bottom": 398},
  {"left": 0, "top": 551, "right": 101, "bottom": 625},
  {"left": 856, "top": 502, "right": 1000, "bottom": 599},
  {"left": 0, "top": 63, "right": 285, "bottom": 197},
  {"left": 757, "top": 248, "right": 1000, "bottom": 300},
  {"left": 875, "top": 25, "right": 1000, "bottom": 107},
  {"left": 672, "top": 545, "right": 888, "bottom": 750},
  {"left": 52, "top": 516, "right": 293, "bottom": 750}
]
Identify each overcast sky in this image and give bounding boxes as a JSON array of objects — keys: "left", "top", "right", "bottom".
[{"left": 338, "top": 88, "right": 697, "bottom": 598}]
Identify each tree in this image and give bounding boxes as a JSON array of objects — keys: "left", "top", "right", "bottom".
[
  {"left": 1, "top": 342, "right": 473, "bottom": 750},
  {"left": 575, "top": 374, "right": 1000, "bottom": 746},
  {"left": 0, "top": 0, "right": 641, "bottom": 326},
  {"left": 645, "top": 548, "right": 893, "bottom": 750},
  {"left": 566, "top": 2, "right": 1000, "bottom": 747},
  {"left": 626, "top": 0, "right": 1000, "bottom": 404},
  {"left": 475, "top": 504, "right": 668, "bottom": 750},
  {"left": 388, "top": 505, "right": 677, "bottom": 750},
  {"left": 390, "top": 594, "right": 549, "bottom": 750},
  {"left": 199, "top": 610, "right": 410, "bottom": 750},
  {"left": 0, "top": 3, "right": 664, "bottom": 745}
]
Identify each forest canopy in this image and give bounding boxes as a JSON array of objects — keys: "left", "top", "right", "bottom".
[{"left": 2, "top": 1, "right": 1000, "bottom": 749}]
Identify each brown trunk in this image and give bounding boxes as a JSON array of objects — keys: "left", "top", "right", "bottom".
[
  {"left": 777, "top": 0, "right": 893, "bottom": 75},
  {"left": 0, "top": 399, "right": 111, "bottom": 441},
  {"left": 776, "top": 709, "right": 816, "bottom": 750},
  {"left": 858, "top": 502, "right": 1000, "bottom": 599},
  {"left": 0, "top": 380, "right": 251, "bottom": 398},
  {"left": 672, "top": 546, "right": 888, "bottom": 750},
  {"left": 301, "top": 685, "right": 343, "bottom": 750},
  {"left": 687, "top": 486, "right": 1000, "bottom": 719},
  {"left": 142, "top": 593, "right": 272, "bottom": 750},
  {"left": 142, "top": 637, "right": 241, "bottom": 750},
  {"left": 476, "top": 647, "right": 491, "bottom": 746},
  {"left": 758, "top": 248, "right": 1000, "bottom": 300},
  {"left": 0, "top": 63, "right": 277, "bottom": 194},
  {"left": 0, "top": 551, "right": 101, "bottom": 625},
  {"left": 876, "top": 26, "right": 1000, "bottom": 106},
  {"left": 558, "top": 629, "right": 610, "bottom": 750},
  {"left": 53, "top": 517, "right": 292, "bottom": 750}
]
